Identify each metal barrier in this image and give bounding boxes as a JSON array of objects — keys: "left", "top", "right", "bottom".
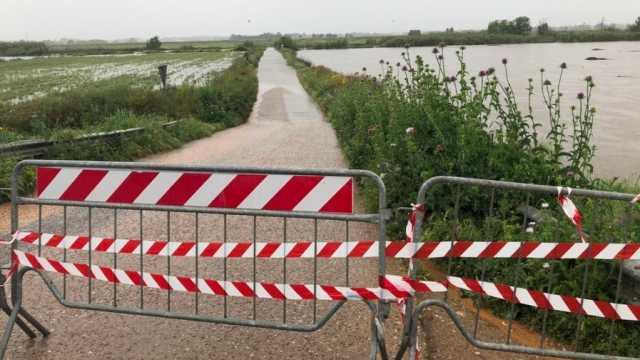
[
  {"left": 0, "top": 160, "right": 389, "bottom": 359},
  {"left": 397, "top": 177, "right": 640, "bottom": 360}
]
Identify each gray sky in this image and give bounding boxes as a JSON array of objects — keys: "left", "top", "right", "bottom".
[{"left": 3, "top": 0, "right": 640, "bottom": 41}]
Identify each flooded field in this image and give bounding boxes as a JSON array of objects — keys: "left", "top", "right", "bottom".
[
  {"left": 300, "top": 41, "right": 640, "bottom": 180},
  {"left": 0, "top": 51, "right": 236, "bottom": 104}
]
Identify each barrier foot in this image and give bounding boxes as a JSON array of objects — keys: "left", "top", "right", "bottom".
[{"left": 0, "top": 275, "right": 38, "bottom": 339}]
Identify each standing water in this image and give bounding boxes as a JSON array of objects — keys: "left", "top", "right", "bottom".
[{"left": 299, "top": 42, "right": 640, "bottom": 180}]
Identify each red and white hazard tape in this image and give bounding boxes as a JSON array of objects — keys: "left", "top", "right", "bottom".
[
  {"left": 558, "top": 187, "right": 586, "bottom": 243},
  {"left": 448, "top": 276, "right": 640, "bottom": 322},
  {"left": 10, "top": 250, "right": 446, "bottom": 301},
  {"left": 7, "top": 248, "right": 640, "bottom": 321},
  {"left": 36, "top": 167, "right": 354, "bottom": 213},
  {"left": 15, "top": 232, "right": 640, "bottom": 260}
]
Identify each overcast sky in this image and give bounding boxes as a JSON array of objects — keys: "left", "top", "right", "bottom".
[{"left": 2, "top": 0, "right": 640, "bottom": 41}]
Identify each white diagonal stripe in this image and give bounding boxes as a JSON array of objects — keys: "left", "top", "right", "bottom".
[
  {"left": 562, "top": 243, "right": 588, "bottom": 259},
  {"left": 184, "top": 173, "right": 236, "bottom": 207},
  {"left": 581, "top": 299, "right": 603, "bottom": 318},
  {"left": 39, "top": 168, "right": 83, "bottom": 199},
  {"left": 547, "top": 294, "right": 570, "bottom": 313},
  {"left": 495, "top": 242, "right": 521, "bottom": 258},
  {"left": 430, "top": 242, "right": 452, "bottom": 258},
  {"left": 134, "top": 171, "right": 183, "bottom": 204},
  {"left": 462, "top": 242, "right": 491, "bottom": 258},
  {"left": 595, "top": 244, "right": 625, "bottom": 260},
  {"left": 515, "top": 288, "right": 537, "bottom": 307},
  {"left": 617, "top": 305, "right": 637, "bottom": 321},
  {"left": 85, "top": 170, "right": 131, "bottom": 202},
  {"left": 238, "top": 175, "right": 291, "bottom": 209},
  {"left": 293, "top": 177, "right": 351, "bottom": 212},
  {"left": 528, "top": 243, "right": 556, "bottom": 258}
]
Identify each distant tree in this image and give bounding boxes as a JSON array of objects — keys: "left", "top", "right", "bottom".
[
  {"left": 274, "top": 36, "right": 297, "bottom": 50},
  {"left": 629, "top": 17, "right": 640, "bottom": 32},
  {"left": 445, "top": 27, "right": 455, "bottom": 33},
  {"left": 488, "top": 17, "right": 531, "bottom": 35},
  {"left": 513, "top": 16, "right": 532, "bottom": 34},
  {"left": 408, "top": 30, "right": 421, "bottom": 36},
  {"left": 537, "top": 22, "right": 551, "bottom": 34},
  {"left": 146, "top": 36, "right": 162, "bottom": 50}
]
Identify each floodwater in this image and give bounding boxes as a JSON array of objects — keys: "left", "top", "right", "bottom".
[{"left": 299, "top": 42, "right": 640, "bottom": 180}]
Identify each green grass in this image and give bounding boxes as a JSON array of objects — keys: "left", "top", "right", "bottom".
[{"left": 281, "top": 47, "right": 640, "bottom": 357}]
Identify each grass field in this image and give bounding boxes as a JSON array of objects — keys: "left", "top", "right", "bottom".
[{"left": 0, "top": 50, "right": 237, "bottom": 105}]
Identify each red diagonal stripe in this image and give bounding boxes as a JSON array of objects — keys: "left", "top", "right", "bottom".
[
  {"left": 287, "top": 243, "right": 311, "bottom": 257},
  {"left": 319, "top": 179, "right": 353, "bottom": 213},
  {"left": 545, "top": 243, "right": 573, "bottom": 259},
  {"left": 172, "top": 243, "right": 196, "bottom": 256},
  {"left": 126, "top": 271, "right": 144, "bottom": 286},
  {"left": 595, "top": 301, "right": 620, "bottom": 320},
  {"left": 146, "top": 241, "right": 167, "bottom": 255},
  {"left": 580, "top": 243, "right": 607, "bottom": 259},
  {"left": 380, "top": 277, "right": 412, "bottom": 299},
  {"left": 119, "top": 240, "right": 140, "bottom": 254},
  {"left": 75, "top": 263, "right": 93, "bottom": 278},
  {"left": 385, "top": 241, "right": 408, "bottom": 257},
  {"left": 290, "top": 284, "right": 315, "bottom": 299},
  {"left": 107, "top": 171, "right": 158, "bottom": 204},
  {"left": 562, "top": 295, "right": 585, "bottom": 315},
  {"left": 261, "top": 283, "right": 285, "bottom": 300},
  {"left": 352, "top": 287, "right": 379, "bottom": 300},
  {"left": 100, "top": 266, "right": 117, "bottom": 283},
  {"left": 479, "top": 242, "right": 506, "bottom": 258},
  {"left": 528, "top": 290, "right": 552, "bottom": 309},
  {"left": 36, "top": 167, "right": 61, "bottom": 196},
  {"left": 200, "top": 243, "right": 222, "bottom": 257},
  {"left": 514, "top": 242, "right": 540, "bottom": 258},
  {"left": 232, "top": 282, "right": 255, "bottom": 297},
  {"left": 156, "top": 173, "right": 211, "bottom": 206},
  {"left": 414, "top": 242, "right": 440, "bottom": 258},
  {"left": 95, "top": 238, "right": 115, "bottom": 252},
  {"left": 463, "top": 279, "right": 485, "bottom": 294},
  {"left": 348, "top": 241, "right": 374, "bottom": 257},
  {"left": 320, "top": 285, "right": 346, "bottom": 300},
  {"left": 616, "top": 244, "right": 640, "bottom": 260},
  {"left": 204, "top": 279, "right": 227, "bottom": 296},
  {"left": 263, "top": 176, "right": 324, "bottom": 211},
  {"left": 59, "top": 169, "right": 108, "bottom": 201},
  {"left": 19, "top": 232, "right": 40, "bottom": 244},
  {"left": 257, "top": 243, "right": 281, "bottom": 257},
  {"left": 209, "top": 175, "right": 267, "bottom": 209},
  {"left": 227, "top": 243, "right": 252, "bottom": 257},
  {"left": 151, "top": 274, "right": 171, "bottom": 290},
  {"left": 495, "top": 284, "right": 515, "bottom": 302},
  {"left": 177, "top": 277, "right": 199, "bottom": 292},
  {"left": 45, "top": 235, "right": 65, "bottom": 247},
  {"left": 70, "top": 236, "right": 89, "bottom": 250},
  {"left": 49, "top": 259, "right": 68, "bottom": 274},
  {"left": 317, "top": 242, "right": 341, "bottom": 257},
  {"left": 24, "top": 252, "right": 43, "bottom": 269},
  {"left": 448, "top": 241, "right": 473, "bottom": 257},
  {"left": 628, "top": 304, "right": 640, "bottom": 320}
]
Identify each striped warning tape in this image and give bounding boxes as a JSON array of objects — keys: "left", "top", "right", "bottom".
[
  {"left": 10, "top": 250, "right": 445, "bottom": 301},
  {"left": 447, "top": 276, "right": 640, "bottom": 322},
  {"left": 14, "top": 231, "right": 640, "bottom": 260},
  {"left": 6, "top": 248, "right": 640, "bottom": 321}
]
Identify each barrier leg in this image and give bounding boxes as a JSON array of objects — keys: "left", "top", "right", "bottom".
[{"left": 0, "top": 270, "right": 50, "bottom": 360}]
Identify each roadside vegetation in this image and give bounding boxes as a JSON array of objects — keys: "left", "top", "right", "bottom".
[
  {"left": 0, "top": 47, "right": 264, "bottom": 201},
  {"left": 281, "top": 47, "right": 640, "bottom": 356}
]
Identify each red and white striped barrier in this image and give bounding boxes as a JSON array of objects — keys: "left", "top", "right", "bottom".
[
  {"left": 558, "top": 187, "right": 586, "bottom": 243},
  {"left": 447, "top": 276, "right": 640, "bottom": 322},
  {"left": 15, "top": 232, "right": 640, "bottom": 260},
  {"left": 36, "top": 167, "right": 354, "bottom": 213},
  {"left": 7, "top": 247, "right": 640, "bottom": 321},
  {"left": 10, "top": 250, "right": 445, "bottom": 301}
]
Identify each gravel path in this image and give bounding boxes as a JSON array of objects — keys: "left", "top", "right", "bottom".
[{"left": 2, "top": 48, "right": 394, "bottom": 359}]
